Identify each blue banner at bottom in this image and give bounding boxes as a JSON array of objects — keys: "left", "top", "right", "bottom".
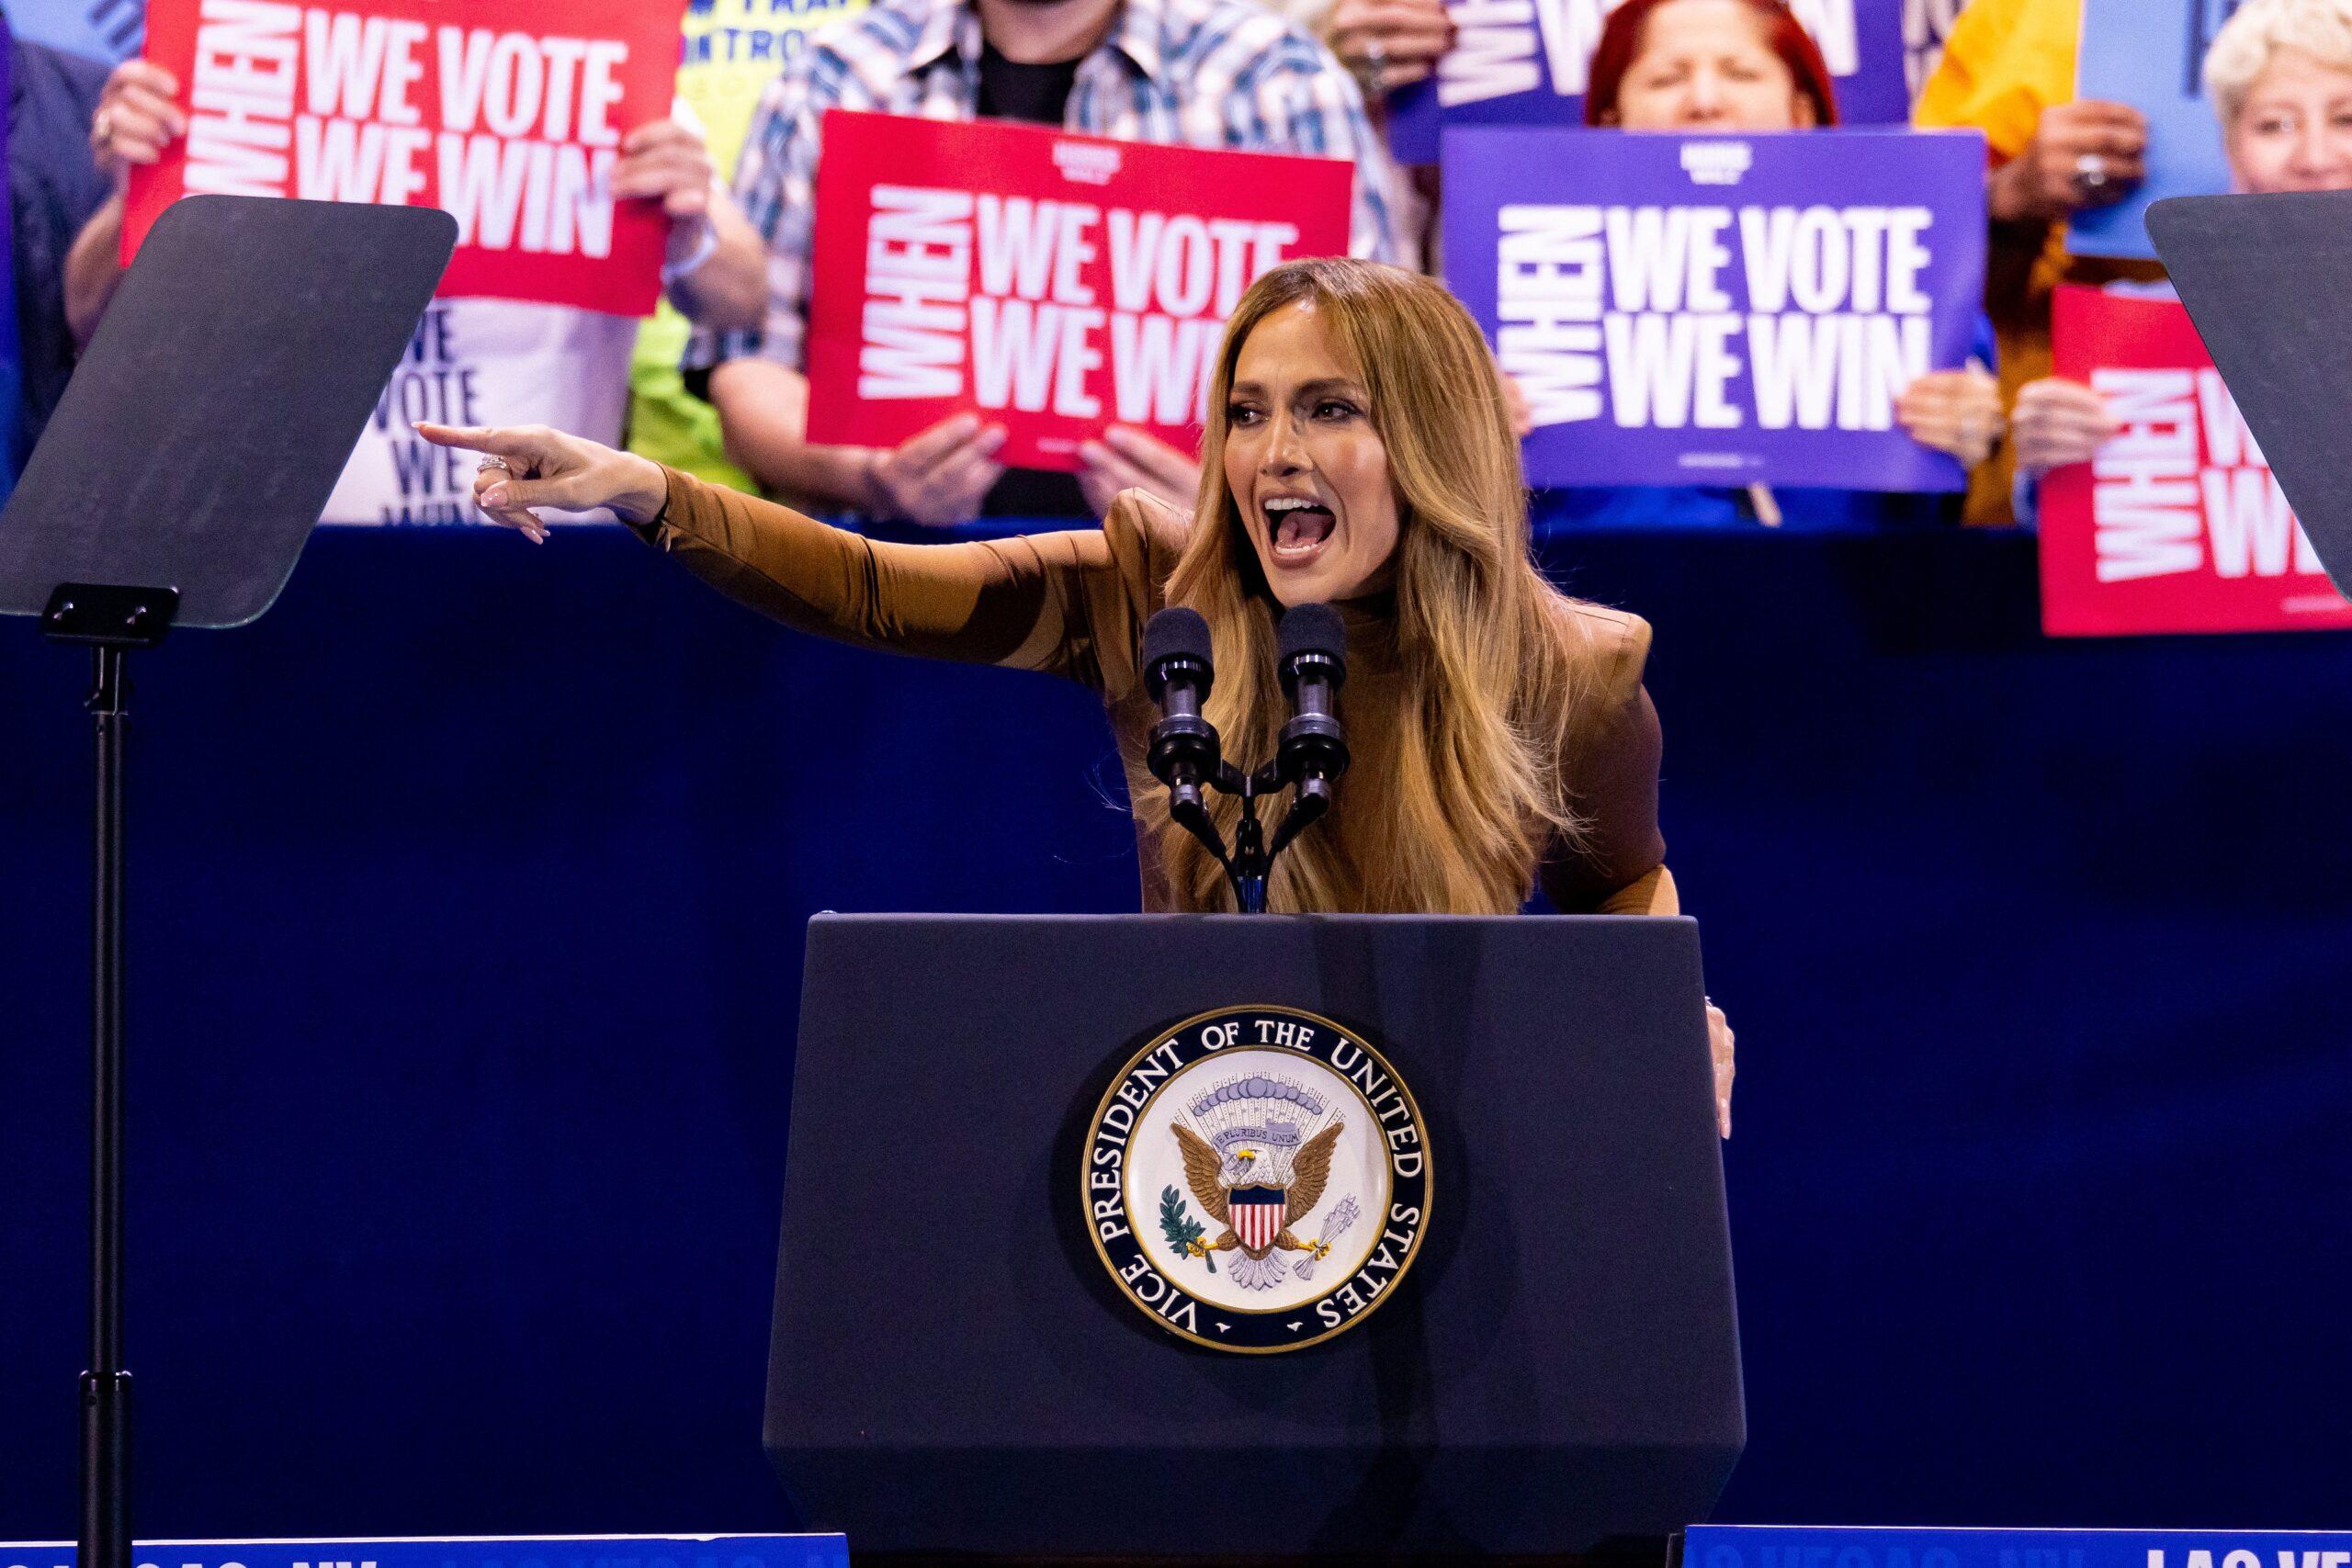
[
  {"left": 0, "top": 1536, "right": 845, "bottom": 1568},
  {"left": 1689, "top": 1527, "right": 2352, "bottom": 1568}
]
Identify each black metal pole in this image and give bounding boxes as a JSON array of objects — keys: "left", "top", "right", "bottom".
[
  {"left": 1229, "top": 780, "right": 1269, "bottom": 914},
  {"left": 81, "top": 642, "right": 132, "bottom": 1568}
]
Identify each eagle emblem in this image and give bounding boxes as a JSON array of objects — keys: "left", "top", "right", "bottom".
[
  {"left": 1170, "top": 1074, "right": 1351, "bottom": 1291},
  {"left": 1082, "top": 1006, "right": 1430, "bottom": 1352}
]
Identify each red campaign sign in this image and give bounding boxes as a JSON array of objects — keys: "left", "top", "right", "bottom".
[
  {"left": 804, "top": 110, "right": 1353, "bottom": 469},
  {"left": 124, "top": 0, "right": 685, "bottom": 315},
  {"left": 2041, "top": 285, "right": 2352, "bottom": 637}
]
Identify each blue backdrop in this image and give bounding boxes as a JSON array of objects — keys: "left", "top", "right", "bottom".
[{"left": 3, "top": 524, "right": 2349, "bottom": 1539}]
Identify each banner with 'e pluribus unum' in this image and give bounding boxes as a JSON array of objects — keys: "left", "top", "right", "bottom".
[{"left": 1442, "top": 127, "right": 1986, "bottom": 493}]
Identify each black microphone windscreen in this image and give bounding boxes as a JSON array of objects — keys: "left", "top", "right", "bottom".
[
  {"left": 1277, "top": 603, "right": 1347, "bottom": 668},
  {"left": 1144, "top": 606, "right": 1215, "bottom": 672}
]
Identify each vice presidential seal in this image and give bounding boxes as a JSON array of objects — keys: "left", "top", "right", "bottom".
[{"left": 1081, "top": 1005, "right": 1430, "bottom": 1353}]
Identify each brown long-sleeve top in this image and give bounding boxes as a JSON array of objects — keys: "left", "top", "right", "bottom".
[{"left": 634, "top": 468, "right": 1677, "bottom": 916}]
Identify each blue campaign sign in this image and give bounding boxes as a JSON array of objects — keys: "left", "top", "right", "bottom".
[
  {"left": 1686, "top": 1526, "right": 2352, "bottom": 1568},
  {"left": 0, "top": 1538, "right": 848, "bottom": 1568},
  {"left": 2071, "top": 0, "right": 2236, "bottom": 260},
  {"left": 6, "top": 0, "right": 143, "bottom": 62},
  {"left": 1388, "top": 0, "right": 1913, "bottom": 165},
  {"left": 1442, "top": 126, "right": 1986, "bottom": 491}
]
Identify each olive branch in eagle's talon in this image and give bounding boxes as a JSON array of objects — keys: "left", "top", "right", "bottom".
[{"left": 1159, "top": 1185, "right": 1216, "bottom": 1274}]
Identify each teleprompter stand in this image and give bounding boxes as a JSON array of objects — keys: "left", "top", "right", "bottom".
[{"left": 0, "top": 196, "right": 454, "bottom": 1568}]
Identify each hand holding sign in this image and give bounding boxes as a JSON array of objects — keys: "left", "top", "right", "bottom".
[
  {"left": 615, "top": 119, "right": 718, "bottom": 220},
  {"left": 1894, "top": 364, "right": 2004, "bottom": 469},
  {"left": 863, "top": 413, "right": 1010, "bottom": 527},
  {"left": 1076, "top": 426, "right": 1203, "bottom": 517},
  {"left": 1327, "top": 0, "right": 1454, "bottom": 93},
  {"left": 89, "top": 59, "right": 187, "bottom": 178},
  {"left": 2011, "top": 376, "right": 2120, "bottom": 476},
  {"left": 1990, "top": 99, "right": 2149, "bottom": 224}
]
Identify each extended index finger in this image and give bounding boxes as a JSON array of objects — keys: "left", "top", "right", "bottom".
[{"left": 415, "top": 422, "right": 539, "bottom": 459}]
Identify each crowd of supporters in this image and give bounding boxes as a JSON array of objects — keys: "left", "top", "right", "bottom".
[{"left": 6, "top": 0, "right": 2352, "bottom": 530}]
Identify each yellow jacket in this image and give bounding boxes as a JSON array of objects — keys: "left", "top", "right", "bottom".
[
  {"left": 1913, "top": 0, "right": 2162, "bottom": 522},
  {"left": 1913, "top": 0, "right": 2082, "bottom": 161}
]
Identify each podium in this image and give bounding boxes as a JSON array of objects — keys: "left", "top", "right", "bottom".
[{"left": 766, "top": 913, "right": 1745, "bottom": 1560}]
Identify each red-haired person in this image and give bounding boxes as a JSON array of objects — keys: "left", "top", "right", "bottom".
[{"left": 1546, "top": 0, "right": 2004, "bottom": 530}]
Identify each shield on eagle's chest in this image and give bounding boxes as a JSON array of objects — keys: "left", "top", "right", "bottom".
[{"left": 1229, "top": 1185, "right": 1286, "bottom": 1254}]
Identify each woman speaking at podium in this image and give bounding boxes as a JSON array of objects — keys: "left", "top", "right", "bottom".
[{"left": 420, "top": 258, "right": 1735, "bottom": 1129}]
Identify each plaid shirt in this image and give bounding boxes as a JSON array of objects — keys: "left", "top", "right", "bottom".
[{"left": 687, "top": 0, "right": 1405, "bottom": 373}]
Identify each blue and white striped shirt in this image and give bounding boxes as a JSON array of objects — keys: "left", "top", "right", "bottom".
[{"left": 687, "top": 0, "right": 1406, "bottom": 374}]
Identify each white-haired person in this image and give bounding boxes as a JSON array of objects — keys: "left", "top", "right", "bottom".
[{"left": 2007, "top": 0, "right": 2352, "bottom": 514}]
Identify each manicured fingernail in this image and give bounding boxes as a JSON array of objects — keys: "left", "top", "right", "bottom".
[{"left": 481, "top": 484, "right": 508, "bottom": 506}]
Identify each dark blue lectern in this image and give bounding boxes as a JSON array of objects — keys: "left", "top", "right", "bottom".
[{"left": 766, "top": 914, "right": 1745, "bottom": 1559}]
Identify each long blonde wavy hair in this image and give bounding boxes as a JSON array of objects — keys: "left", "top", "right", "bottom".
[{"left": 1150, "top": 258, "right": 1602, "bottom": 914}]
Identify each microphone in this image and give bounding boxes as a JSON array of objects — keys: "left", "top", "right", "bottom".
[
  {"left": 1275, "top": 604, "right": 1350, "bottom": 787},
  {"left": 1143, "top": 608, "right": 1221, "bottom": 802}
]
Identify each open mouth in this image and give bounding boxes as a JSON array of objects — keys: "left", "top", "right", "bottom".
[{"left": 1262, "top": 495, "right": 1337, "bottom": 566}]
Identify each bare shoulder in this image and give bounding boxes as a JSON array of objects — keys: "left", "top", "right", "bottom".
[{"left": 1551, "top": 597, "right": 1655, "bottom": 704}]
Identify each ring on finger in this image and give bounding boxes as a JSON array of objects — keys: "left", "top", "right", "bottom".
[
  {"left": 477, "top": 455, "right": 511, "bottom": 473},
  {"left": 2072, "top": 151, "right": 2110, "bottom": 200},
  {"left": 91, "top": 107, "right": 114, "bottom": 149}
]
